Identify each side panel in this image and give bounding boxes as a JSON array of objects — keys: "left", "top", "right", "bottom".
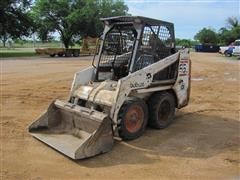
[
  {"left": 173, "top": 49, "right": 191, "bottom": 108},
  {"left": 70, "top": 67, "right": 96, "bottom": 95},
  {"left": 111, "top": 51, "right": 180, "bottom": 123},
  {"left": 233, "top": 46, "right": 240, "bottom": 56}
]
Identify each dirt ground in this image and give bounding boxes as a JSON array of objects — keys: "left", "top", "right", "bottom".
[{"left": 1, "top": 52, "right": 239, "bottom": 179}]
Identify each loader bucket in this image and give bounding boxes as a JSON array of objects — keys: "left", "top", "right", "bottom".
[{"left": 28, "top": 100, "right": 114, "bottom": 159}]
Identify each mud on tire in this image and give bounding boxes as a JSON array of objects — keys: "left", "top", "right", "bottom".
[
  {"left": 118, "top": 97, "right": 148, "bottom": 140},
  {"left": 148, "top": 92, "right": 175, "bottom": 129}
]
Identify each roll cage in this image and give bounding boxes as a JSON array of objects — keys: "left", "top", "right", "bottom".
[{"left": 93, "top": 16, "right": 176, "bottom": 81}]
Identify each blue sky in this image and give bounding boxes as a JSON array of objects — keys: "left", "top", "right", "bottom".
[{"left": 125, "top": 0, "right": 240, "bottom": 39}]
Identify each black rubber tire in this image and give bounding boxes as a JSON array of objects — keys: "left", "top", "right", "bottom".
[
  {"left": 148, "top": 92, "right": 175, "bottom": 129},
  {"left": 73, "top": 51, "right": 80, "bottom": 57},
  {"left": 65, "top": 51, "right": 72, "bottom": 57},
  {"left": 224, "top": 50, "right": 232, "bottom": 57},
  {"left": 58, "top": 53, "right": 63, "bottom": 57},
  {"left": 50, "top": 54, "right": 55, "bottom": 57},
  {"left": 118, "top": 97, "right": 148, "bottom": 140}
]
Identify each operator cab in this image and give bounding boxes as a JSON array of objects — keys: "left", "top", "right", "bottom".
[{"left": 94, "top": 16, "right": 177, "bottom": 82}]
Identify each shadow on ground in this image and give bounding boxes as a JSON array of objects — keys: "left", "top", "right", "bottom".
[{"left": 77, "top": 112, "right": 240, "bottom": 167}]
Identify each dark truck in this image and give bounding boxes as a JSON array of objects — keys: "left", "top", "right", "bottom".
[{"left": 195, "top": 44, "right": 219, "bottom": 52}]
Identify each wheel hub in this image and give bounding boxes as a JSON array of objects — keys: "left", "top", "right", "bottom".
[{"left": 124, "top": 105, "right": 144, "bottom": 133}]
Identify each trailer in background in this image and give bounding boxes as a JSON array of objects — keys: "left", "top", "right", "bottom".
[
  {"left": 35, "top": 48, "right": 80, "bottom": 57},
  {"left": 81, "top": 37, "right": 99, "bottom": 55}
]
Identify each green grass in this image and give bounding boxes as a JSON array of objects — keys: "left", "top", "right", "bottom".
[
  {"left": 0, "top": 47, "right": 38, "bottom": 58},
  {"left": 0, "top": 51, "right": 37, "bottom": 58},
  {"left": 0, "top": 45, "right": 84, "bottom": 58},
  {"left": 0, "top": 42, "right": 82, "bottom": 49},
  {"left": 0, "top": 42, "right": 63, "bottom": 49},
  {"left": 230, "top": 56, "right": 240, "bottom": 60}
]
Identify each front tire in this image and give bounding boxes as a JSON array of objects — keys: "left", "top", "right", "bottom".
[
  {"left": 118, "top": 98, "right": 148, "bottom": 140},
  {"left": 224, "top": 50, "right": 232, "bottom": 57},
  {"left": 58, "top": 53, "right": 63, "bottom": 57},
  {"left": 73, "top": 51, "right": 80, "bottom": 57},
  {"left": 148, "top": 92, "right": 175, "bottom": 129}
]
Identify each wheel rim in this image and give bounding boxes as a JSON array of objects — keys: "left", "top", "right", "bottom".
[
  {"left": 124, "top": 105, "right": 144, "bottom": 133},
  {"left": 158, "top": 100, "right": 171, "bottom": 122}
]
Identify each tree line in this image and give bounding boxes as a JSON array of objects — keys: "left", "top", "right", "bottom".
[
  {"left": 0, "top": 0, "right": 128, "bottom": 48},
  {"left": 177, "top": 17, "right": 240, "bottom": 48},
  {"left": 0, "top": 1, "right": 239, "bottom": 48}
]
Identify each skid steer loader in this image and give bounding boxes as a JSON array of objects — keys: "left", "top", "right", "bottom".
[{"left": 29, "top": 16, "right": 191, "bottom": 159}]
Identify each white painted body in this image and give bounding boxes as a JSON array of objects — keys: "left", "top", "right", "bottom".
[
  {"left": 70, "top": 49, "right": 191, "bottom": 128},
  {"left": 219, "top": 46, "right": 229, "bottom": 54},
  {"left": 220, "top": 39, "right": 240, "bottom": 55},
  {"left": 233, "top": 47, "right": 240, "bottom": 56},
  {"left": 233, "top": 40, "right": 240, "bottom": 56},
  {"left": 28, "top": 16, "right": 192, "bottom": 160}
]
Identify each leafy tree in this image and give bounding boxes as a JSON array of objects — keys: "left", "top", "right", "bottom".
[
  {"left": 194, "top": 28, "right": 218, "bottom": 44},
  {"left": 217, "top": 17, "right": 240, "bottom": 45},
  {"left": 226, "top": 16, "right": 239, "bottom": 29},
  {"left": 175, "top": 38, "right": 197, "bottom": 48},
  {"left": 0, "top": 0, "right": 33, "bottom": 47},
  {"left": 32, "top": 0, "right": 128, "bottom": 48},
  {"left": 32, "top": 19, "right": 55, "bottom": 43},
  {"left": 218, "top": 27, "right": 234, "bottom": 45}
]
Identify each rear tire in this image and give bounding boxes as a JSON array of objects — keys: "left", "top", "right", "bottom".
[
  {"left": 65, "top": 51, "right": 72, "bottom": 57},
  {"left": 73, "top": 51, "right": 80, "bottom": 57},
  {"left": 224, "top": 50, "right": 232, "bottom": 57},
  {"left": 148, "top": 92, "right": 175, "bottom": 129},
  {"left": 50, "top": 54, "right": 55, "bottom": 57},
  {"left": 58, "top": 53, "right": 63, "bottom": 57},
  {"left": 118, "top": 98, "right": 148, "bottom": 140}
]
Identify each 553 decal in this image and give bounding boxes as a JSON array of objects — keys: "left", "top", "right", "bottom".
[{"left": 179, "top": 60, "right": 189, "bottom": 76}]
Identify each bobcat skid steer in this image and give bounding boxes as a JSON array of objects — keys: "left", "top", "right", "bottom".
[{"left": 29, "top": 16, "right": 191, "bottom": 159}]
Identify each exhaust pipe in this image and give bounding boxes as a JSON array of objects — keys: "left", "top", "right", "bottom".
[{"left": 29, "top": 100, "right": 114, "bottom": 159}]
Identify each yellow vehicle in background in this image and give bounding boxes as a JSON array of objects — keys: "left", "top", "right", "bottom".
[
  {"left": 35, "top": 37, "right": 99, "bottom": 57},
  {"left": 35, "top": 48, "right": 80, "bottom": 57}
]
